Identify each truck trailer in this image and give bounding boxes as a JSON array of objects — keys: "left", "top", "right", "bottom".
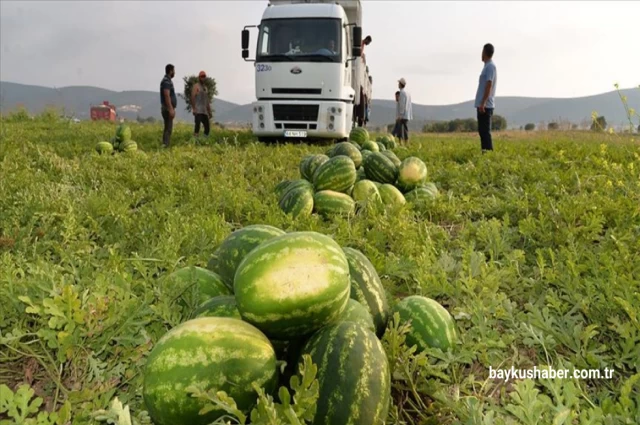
[{"left": 241, "top": 0, "right": 370, "bottom": 142}]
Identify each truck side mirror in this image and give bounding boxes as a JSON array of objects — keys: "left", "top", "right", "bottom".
[
  {"left": 242, "top": 29, "right": 250, "bottom": 50},
  {"left": 242, "top": 50, "right": 249, "bottom": 59},
  {"left": 352, "top": 26, "right": 362, "bottom": 57}
]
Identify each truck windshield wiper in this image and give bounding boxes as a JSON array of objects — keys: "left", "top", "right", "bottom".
[
  {"left": 298, "top": 54, "right": 337, "bottom": 62},
  {"left": 259, "top": 54, "right": 295, "bottom": 61}
]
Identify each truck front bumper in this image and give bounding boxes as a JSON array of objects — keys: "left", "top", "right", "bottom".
[{"left": 251, "top": 100, "right": 353, "bottom": 139}]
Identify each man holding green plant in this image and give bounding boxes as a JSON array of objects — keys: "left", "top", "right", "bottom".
[{"left": 191, "top": 71, "right": 212, "bottom": 138}]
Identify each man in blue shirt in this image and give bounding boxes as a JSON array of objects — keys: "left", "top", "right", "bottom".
[
  {"left": 160, "top": 64, "right": 177, "bottom": 147},
  {"left": 474, "top": 44, "right": 497, "bottom": 151}
]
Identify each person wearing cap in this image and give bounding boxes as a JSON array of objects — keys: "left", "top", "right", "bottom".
[
  {"left": 396, "top": 78, "right": 412, "bottom": 142},
  {"left": 191, "top": 70, "right": 212, "bottom": 138}
]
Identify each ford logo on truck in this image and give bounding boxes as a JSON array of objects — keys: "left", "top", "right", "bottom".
[{"left": 290, "top": 67, "right": 302, "bottom": 75}]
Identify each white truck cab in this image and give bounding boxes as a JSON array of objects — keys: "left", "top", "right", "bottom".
[{"left": 242, "top": 0, "right": 370, "bottom": 142}]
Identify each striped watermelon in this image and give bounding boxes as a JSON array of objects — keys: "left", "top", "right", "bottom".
[
  {"left": 274, "top": 180, "right": 293, "bottom": 198},
  {"left": 361, "top": 140, "right": 379, "bottom": 152},
  {"left": 299, "top": 322, "right": 391, "bottom": 425},
  {"left": 143, "top": 317, "right": 278, "bottom": 425},
  {"left": 279, "top": 186, "right": 314, "bottom": 218},
  {"left": 351, "top": 180, "right": 382, "bottom": 206},
  {"left": 192, "top": 295, "right": 240, "bottom": 319},
  {"left": 121, "top": 140, "right": 138, "bottom": 152},
  {"left": 331, "top": 142, "right": 363, "bottom": 168},
  {"left": 355, "top": 166, "right": 366, "bottom": 182},
  {"left": 207, "top": 224, "right": 286, "bottom": 290},
  {"left": 349, "top": 127, "right": 369, "bottom": 146},
  {"left": 360, "top": 150, "right": 373, "bottom": 163},
  {"left": 338, "top": 299, "right": 376, "bottom": 333},
  {"left": 363, "top": 152, "right": 398, "bottom": 184},
  {"left": 342, "top": 247, "right": 389, "bottom": 336},
  {"left": 376, "top": 141, "right": 387, "bottom": 152},
  {"left": 234, "top": 231, "right": 351, "bottom": 339},
  {"left": 391, "top": 295, "right": 457, "bottom": 352},
  {"left": 397, "top": 157, "right": 428, "bottom": 192},
  {"left": 378, "top": 184, "right": 406, "bottom": 206},
  {"left": 379, "top": 135, "right": 397, "bottom": 150},
  {"left": 280, "top": 179, "right": 314, "bottom": 199},
  {"left": 313, "top": 190, "right": 356, "bottom": 216},
  {"left": 166, "top": 266, "right": 231, "bottom": 305},
  {"left": 300, "top": 154, "right": 330, "bottom": 181},
  {"left": 313, "top": 155, "right": 357, "bottom": 193},
  {"left": 405, "top": 183, "right": 439, "bottom": 206},
  {"left": 96, "top": 141, "right": 113, "bottom": 154},
  {"left": 381, "top": 151, "right": 402, "bottom": 168}
]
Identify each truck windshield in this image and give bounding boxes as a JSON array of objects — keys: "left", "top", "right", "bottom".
[{"left": 257, "top": 18, "right": 342, "bottom": 63}]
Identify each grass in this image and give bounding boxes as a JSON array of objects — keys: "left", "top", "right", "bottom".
[{"left": 0, "top": 119, "right": 639, "bottom": 424}]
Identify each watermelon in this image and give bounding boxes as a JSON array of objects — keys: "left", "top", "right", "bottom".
[
  {"left": 166, "top": 266, "right": 231, "bottom": 305},
  {"left": 115, "top": 124, "right": 132, "bottom": 142},
  {"left": 381, "top": 151, "right": 402, "bottom": 168},
  {"left": 349, "top": 140, "right": 362, "bottom": 150},
  {"left": 360, "top": 150, "right": 373, "bottom": 163},
  {"left": 405, "top": 183, "right": 439, "bottom": 206},
  {"left": 300, "top": 154, "right": 330, "bottom": 181},
  {"left": 121, "top": 140, "right": 138, "bottom": 152},
  {"left": 363, "top": 152, "right": 398, "bottom": 184},
  {"left": 207, "top": 224, "right": 286, "bottom": 290},
  {"left": 143, "top": 317, "right": 278, "bottom": 425},
  {"left": 274, "top": 180, "right": 293, "bottom": 198},
  {"left": 361, "top": 140, "right": 379, "bottom": 152},
  {"left": 281, "top": 179, "right": 314, "bottom": 199},
  {"left": 313, "top": 155, "right": 357, "bottom": 193},
  {"left": 355, "top": 167, "right": 367, "bottom": 182},
  {"left": 192, "top": 295, "right": 240, "bottom": 319},
  {"left": 330, "top": 142, "right": 363, "bottom": 168},
  {"left": 313, "top": 190, "right": 356, "bottom": 216},
  {"left": 397, "top": 157, "right": 428, "bottom": 192},
  {"left": 234, "top": 231, "right": 351, "bottom": 339},
  {"left": 349, "top": 127, "right": 369, "bottom": 146},
  {"left": 279, "top": 186, "right": 314, "bottom": 218},
  {"left": 351, "top": 180, "right": 382, "bottom": 206},
  {"left": 378, "top": 184, "right": 406, "bottom": 206},
  {"left": 95, "top": 141, "right": 113, "bottom": 154},
  {"left": 376, "top": 141, "right": 387, "bottom": 152},
  {"left": 342, "top": 247, "right": 389, "bottom": 336},
  {"left": 391, "top": 295, "right": 457, "bottom": 352},
  {"left": 299, "top": 322, "right": 391, "bottom": 425},
  {"left": 338, "top": 299, "right": 376, "bottom": 333},
  {"left": 379, "top": 135, "right": 397, "bottom": 150}
]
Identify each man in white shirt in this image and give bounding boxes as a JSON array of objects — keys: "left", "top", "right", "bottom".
[{"left": 396, "top": 78, "right": 413, "bottom": 142}]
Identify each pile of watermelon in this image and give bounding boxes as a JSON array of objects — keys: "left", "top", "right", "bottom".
[
  {"left": 276, "top": 127, "right": 440, "bottom": 218},
  {"left": 95, "top": 123, "right": 138, "bottom": 154},
  {"left": 143, "top": 224, "right": 458, "bottom": 425}
]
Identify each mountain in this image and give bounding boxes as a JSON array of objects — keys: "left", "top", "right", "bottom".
[
  {"left": 1, "top": 81, "right": 638, "bottom": 129},
  {"left": 0, "top": 81, "right": 240, "bottom": 123}
]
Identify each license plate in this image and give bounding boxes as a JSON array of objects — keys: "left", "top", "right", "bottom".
[{"left": 284, "top": 130, "right": 307, "bottom": 138}]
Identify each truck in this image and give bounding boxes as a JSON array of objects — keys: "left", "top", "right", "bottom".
[
  {"left": 241, "top": 0, "right": 370, "bottom": 142},
  {"left": 90, "top": 101, "right": 117, "bottom": 121}
]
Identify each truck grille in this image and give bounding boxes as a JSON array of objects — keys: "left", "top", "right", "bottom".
[{"left": 273, "top": 104, "right": 319, "bottom": 122}]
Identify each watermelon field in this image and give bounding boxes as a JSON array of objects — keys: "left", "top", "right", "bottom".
[{"left": 1, "top": 118, "right": 639, "bottom": 425}]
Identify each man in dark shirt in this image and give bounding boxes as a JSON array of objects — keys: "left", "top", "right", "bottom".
[{"left": 160, "top": 64, "right": 177, "bottom": 147}]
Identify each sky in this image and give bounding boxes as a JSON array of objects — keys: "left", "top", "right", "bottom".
[{"left": 1, "top": 1, "right": 639, "bottom": 106}]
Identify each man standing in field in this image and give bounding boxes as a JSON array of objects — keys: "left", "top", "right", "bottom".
[
  {"left": 160, "top": 64, "right": 177, "bottom": 147},
  {"left": 396, "top": 78, "right": 412, "bottom": 143},
  {"left": 475, "top": 43, "right": 497, "bottom": 152},
  {"left": 191, "top": 70, "right": 212, "bottom": 139},
  {"left": 391, "top": 90, "right": 401, "bottom": 137}
]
